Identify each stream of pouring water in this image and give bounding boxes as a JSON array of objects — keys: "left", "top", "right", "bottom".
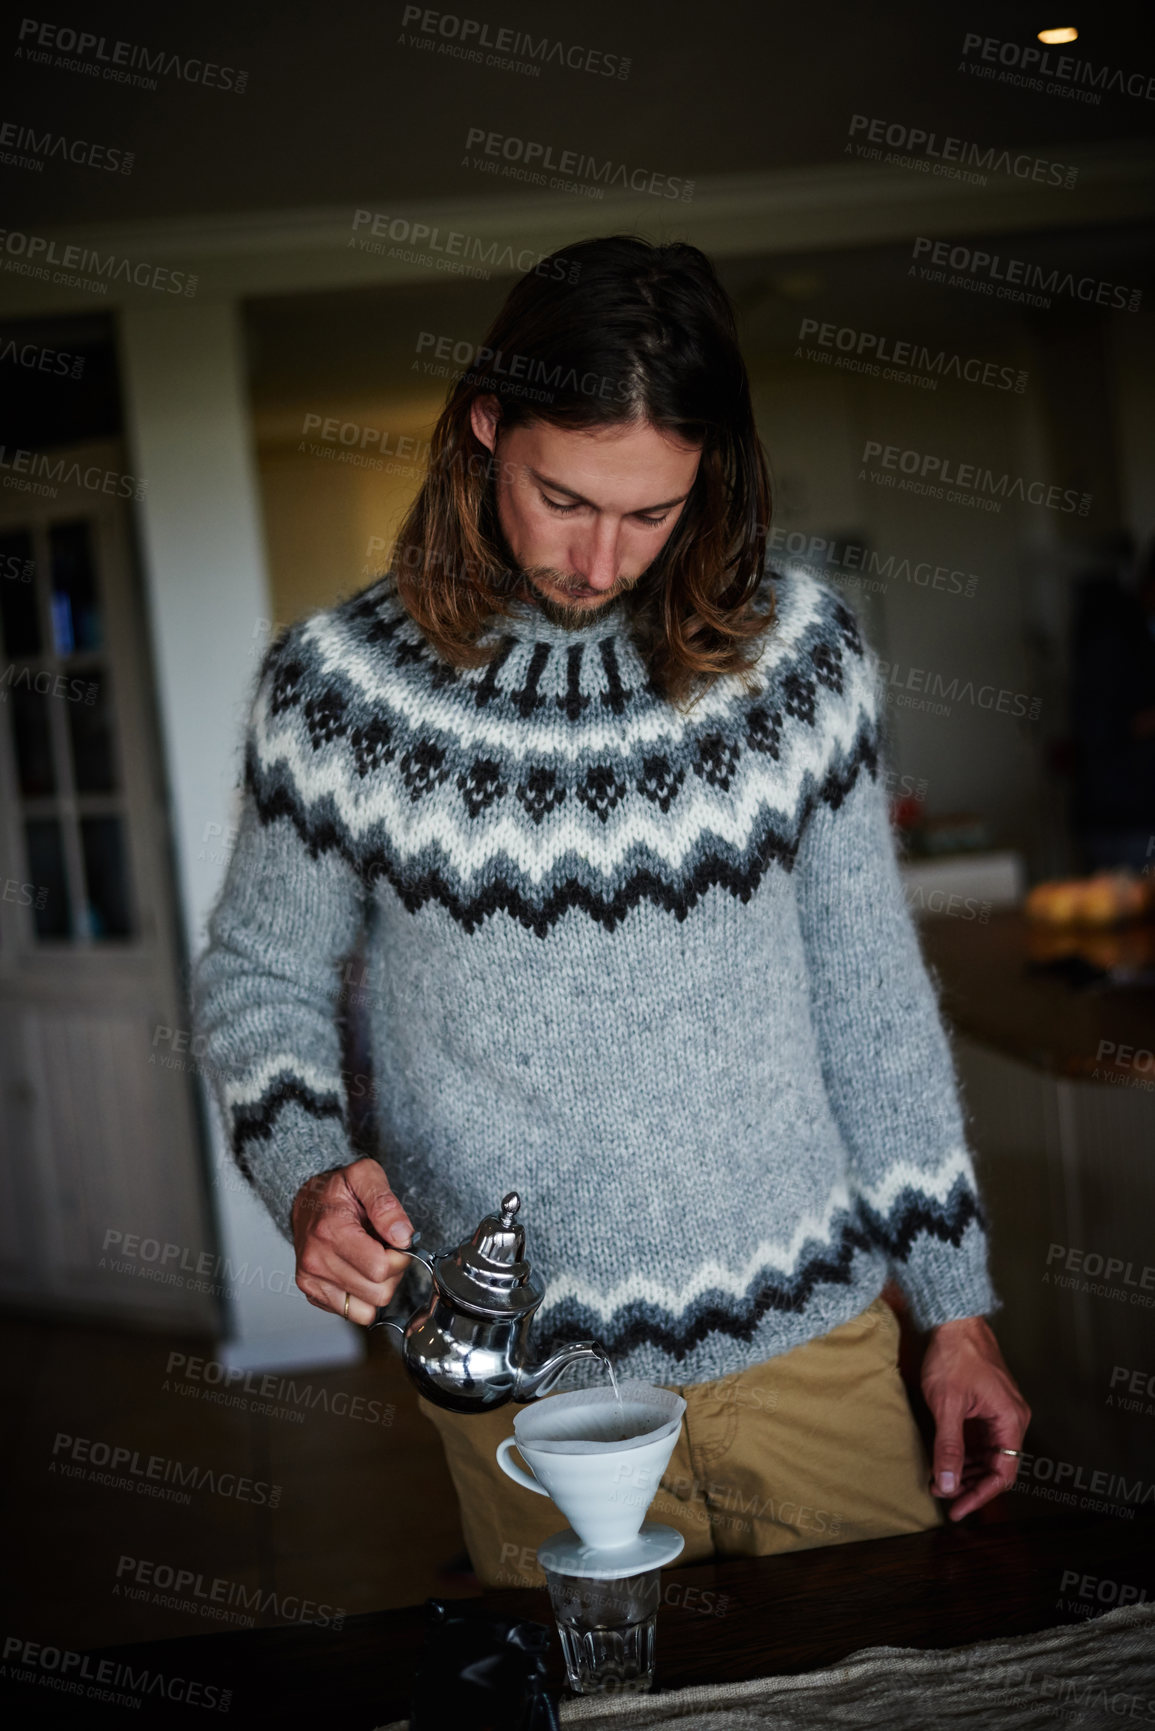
[{"left": 593, "top": 1347, "right": 626, "bottom": 1440}]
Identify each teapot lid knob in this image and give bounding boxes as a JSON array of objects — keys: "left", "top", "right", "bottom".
[{"left": 499, "top": 1192, "right": 520, "bottom": 1228}]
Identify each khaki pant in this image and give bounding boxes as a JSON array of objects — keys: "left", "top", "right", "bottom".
[{"left": 417, "top": 1296, "right": 942, "bottom": 1588}]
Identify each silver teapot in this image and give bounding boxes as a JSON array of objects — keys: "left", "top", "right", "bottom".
[{"left": 370, "top": 1192, "right": 608, "bottom": 1413}]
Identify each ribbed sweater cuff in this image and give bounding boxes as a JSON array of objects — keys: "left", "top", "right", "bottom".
[
  {"left": 235, "top": 1104, "right": 354, "bottom": 1246},
  {"left": 893, "top": 1215, "right": 1001, "bottom": 1332}
]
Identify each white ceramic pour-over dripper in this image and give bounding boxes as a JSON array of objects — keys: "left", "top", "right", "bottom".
[{"left": 495, "top": 1380, "right": 685, "bottom": 1552}]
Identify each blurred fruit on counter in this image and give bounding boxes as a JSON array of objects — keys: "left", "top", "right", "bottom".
[
  {"left": 1024, "top": 919, "right": 1155, "bottom": 973},
  {"left": 1024, "top": 870, "right": 1153, "bottom": 928}
]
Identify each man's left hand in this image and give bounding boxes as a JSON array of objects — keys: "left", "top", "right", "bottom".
[{"left": 921, "top": 1315, "right": 1031, "bottom": 1520}]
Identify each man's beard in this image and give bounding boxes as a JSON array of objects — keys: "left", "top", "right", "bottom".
[
  {"left": 488, "top": 525, "right": 642, "bottom": 630},
  {"left": 516, "top": 566, "right": 634, "bottom": 631}
]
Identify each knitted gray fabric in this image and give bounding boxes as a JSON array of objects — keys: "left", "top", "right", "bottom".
[{"left": 192, "top": 565, "right": 997, "bottom": 1386}]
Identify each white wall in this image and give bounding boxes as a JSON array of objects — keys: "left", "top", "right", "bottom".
[{"left": 754, "top": 352, "right": 1047, "bottom": 860}]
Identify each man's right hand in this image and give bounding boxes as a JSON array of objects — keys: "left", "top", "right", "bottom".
[{"left": 291, "top": 1158, "right": 415, "bottom": 1326}]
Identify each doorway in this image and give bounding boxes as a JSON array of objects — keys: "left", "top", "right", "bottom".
[{"left": 0, "top": 437, "right": 218, "bottom": 1330}]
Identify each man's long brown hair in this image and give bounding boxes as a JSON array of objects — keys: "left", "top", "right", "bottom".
[{"left": 389, "top": 234, "right": 775, "bottom": 711}]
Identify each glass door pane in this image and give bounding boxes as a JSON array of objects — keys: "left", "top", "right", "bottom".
[
  {"left": 10, "top": 683, "right": 57, "bottom": 796},
  {"left": 67, "top": 669, "right": 118, "bottom": 795},
  {"left": 50, "top": 520, "right": 103, "bottom": 654},
  {"left": 24, "top": 818, "right": 72, "bottom": 938},
  {"left": 1, "top": 512, "right": 134, "bottom": 946},
  {"left": 0, "top": 530, "right": 39, "bottom": 653},
  {"left": 80, "top": 815, "right": 133, "bottom": 939}
]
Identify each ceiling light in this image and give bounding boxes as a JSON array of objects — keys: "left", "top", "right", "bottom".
[{"left": 1038, "top": 27, "right": 1078, "bottom": 44}]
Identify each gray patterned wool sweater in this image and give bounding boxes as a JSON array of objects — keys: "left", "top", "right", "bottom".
[{"left": 193, "top": 565, "right": 997, "bottom": 1388}]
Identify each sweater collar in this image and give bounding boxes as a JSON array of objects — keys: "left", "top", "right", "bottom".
[{"left": 479, "top": 587, "right": 635, "bottom": 648}]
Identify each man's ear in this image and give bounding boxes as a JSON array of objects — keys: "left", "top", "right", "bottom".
[{"left": 469, "top": 393, "right": 501, "bottom": 452}]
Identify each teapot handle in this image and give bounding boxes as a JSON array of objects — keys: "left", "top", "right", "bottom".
[{"left": 367, "top": 1235, "right": 436, "bottom": 1337}]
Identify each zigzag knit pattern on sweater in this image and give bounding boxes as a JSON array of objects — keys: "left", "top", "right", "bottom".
[{"left": 193, "top": 565, "right": 997, "bottom": 1388}]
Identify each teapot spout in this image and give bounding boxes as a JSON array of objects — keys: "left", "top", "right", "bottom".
[{"left": 514, "top": 1340, "right": 609, "bottom": 1402}]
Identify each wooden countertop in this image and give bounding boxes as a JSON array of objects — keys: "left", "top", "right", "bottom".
[
  {"left": 6, "top": 1512, "right": 1153, "bottom": 1726},
  {"left": 918, "top": 909, "right": 1155, "bottom": 1081}
]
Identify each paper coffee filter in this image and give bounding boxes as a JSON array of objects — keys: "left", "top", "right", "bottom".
[
  {"left": 514, "top": 1380, "right": 684, "bottom": 1454},
  {"left": 529, "top": 1412, "right": 682, "bottom": 1455}
]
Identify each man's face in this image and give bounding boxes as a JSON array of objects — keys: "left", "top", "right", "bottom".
[{"left": 469, "top": 397, "right": 701, "bottom": 629}]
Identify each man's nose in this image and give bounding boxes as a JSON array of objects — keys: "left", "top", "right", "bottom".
[{"left": 573, "top": 523, "right": 621, "bottom": 590}]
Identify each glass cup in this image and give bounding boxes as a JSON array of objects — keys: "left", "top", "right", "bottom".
[{"left": 540, "top": 1560, "right": 664, "bottom": 1696}]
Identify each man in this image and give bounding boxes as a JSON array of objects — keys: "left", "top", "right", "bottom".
[{"left": 194, "top": 234, "right": 1029, "bottom": 1587}]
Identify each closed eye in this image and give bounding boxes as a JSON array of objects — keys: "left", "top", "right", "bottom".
[{"left": 540, "top": 493, "right": 670, "bottom": 528}]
